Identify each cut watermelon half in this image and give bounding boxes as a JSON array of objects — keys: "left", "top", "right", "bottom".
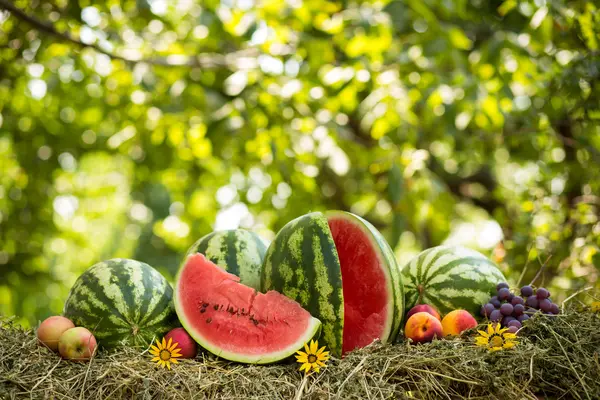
[
  {"left": 261, "top": 210, "right": 404, "bottom": 356},
  {"left": 326, "top": 211, "right": 403, "bottom": 354},
  {"left": 174, "top": 253, "right": 321, "bottom": 364}
]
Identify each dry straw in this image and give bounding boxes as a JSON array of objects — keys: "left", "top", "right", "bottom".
[{"left": 1, "top": 306, "right": 599, "bottom": 399}]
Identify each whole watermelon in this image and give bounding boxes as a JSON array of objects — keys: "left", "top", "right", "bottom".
[
  {"left": 185, "top": 229, "right": 267, "bottom": 291},
  {"left": 401, "top": 245, "right": 506, "bottom": 317},
  {"left": 63, "top": 259, "right": 179, "bottom": 349}
]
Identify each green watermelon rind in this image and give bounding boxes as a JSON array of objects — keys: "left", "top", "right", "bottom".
[
  {"left": 401, "top": 245, "right": 506, "bottom": 317},
  {"left": 174, "top": 255, "right": 322, "bottom": 364},
  {"left": 325, "top": 210, "right": 405, "bottom": 343},
  {"left": 186, "top": 229, "right": 267, "bottom": 291},
  {"left": 63, "top": 259, "right": 179, "bottom": 349},
  {"left": 261, "top": 212, "right": 345, "bottom": 356}
]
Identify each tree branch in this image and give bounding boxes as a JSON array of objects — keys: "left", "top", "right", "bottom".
[{"left": 0, "top": 0, "right": 258, "bottom": 69}]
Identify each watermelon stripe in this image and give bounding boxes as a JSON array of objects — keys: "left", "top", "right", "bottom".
[{"left": 225, "top": 231, "right": 239, "bottom": 275}]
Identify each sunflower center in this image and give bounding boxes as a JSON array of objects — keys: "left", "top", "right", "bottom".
[
  {"left": 160, "top": 350, "right": 171, "bottom": 361},
  {"left": 490, "top": 335, "right": 504, "bottom": 348},
  {"left": 307, "top": 354, "right": 318, "bottom": 364}
]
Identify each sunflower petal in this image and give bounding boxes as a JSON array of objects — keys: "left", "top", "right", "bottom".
[
  {"left": 310, "top": 340, "right": 318, "bottom": 354},
  {"left": 171, "top": 358, "right": 179, "bottom": 364},
  {"left": 151, "top": 357, "right": 160, "bottom": 362},
  {"left": 166, "top": 362, "right": 171, "bottom": 370},
  {"left": 150, "top": 345, "right": 160, "bottom": 353},
  {"left": 296, "top": 355, "right": 308, "bottom": 363},
  {"left": 477, "top": 330, "right": 488, "bottom": 338},
  {"left": 304, "top": 343, "right": 310, "bottom": 353},
  {"left": 161, "top": 337, "right": 167, "bottom": 349}
]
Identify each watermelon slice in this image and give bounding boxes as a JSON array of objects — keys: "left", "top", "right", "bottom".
[{"left": 174, "top": 253, "right": 321, "bottom": 364}]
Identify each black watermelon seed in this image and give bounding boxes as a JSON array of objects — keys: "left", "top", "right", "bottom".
[
  {"left": 200, "top": 309, "right": 206, "bottom": 314},
  {"left": 206, "top": 318, "right": 212, "bottom": 324},
  {"left": 213, "top": 305, "right": 219, "bottom": 310}
]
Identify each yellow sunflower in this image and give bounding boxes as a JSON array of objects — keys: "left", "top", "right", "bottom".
[
  {"left": 149, "top": 337, "right": 182, "bottom": 370},
  {"left": 475, "top": 323, "right": 518, "bottom": 352},
  {"left": 295, "top": 340, "right": 330, "bottom": 374}
]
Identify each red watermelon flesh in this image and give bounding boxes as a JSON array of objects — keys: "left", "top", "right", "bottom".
[
  {"left": 328, "top": 216, "right": 393, "bottom": 354},
  {"left": 175, "top": 253, "right": 321, "bottom": 364}
]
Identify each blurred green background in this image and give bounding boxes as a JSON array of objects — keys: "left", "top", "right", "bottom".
[{"left": 1, "top": 0, "right": 599, "bottom": 327}]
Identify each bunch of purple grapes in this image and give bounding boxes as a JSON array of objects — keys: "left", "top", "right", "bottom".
[{"left": 480, "top": 283, "right": 560, "bottom": 334}]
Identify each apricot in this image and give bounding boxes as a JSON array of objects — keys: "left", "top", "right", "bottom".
[
  {"left": 441, "top": 309, "right": 477, "bottom": 337},
  {"left": 406, "top": 304, "right": 441, "bottom": 321},
  {"left": 37, "top": 316, "right": 75, "bottom": 352},
  {"left": 404, "top": 312, "right": 443, "bottom": 344}
]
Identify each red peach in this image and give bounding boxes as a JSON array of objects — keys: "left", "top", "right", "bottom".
[
  {"left": 165, "top": 327, "right": 198, "bottom": 358},
  {"left": 404, "top": 312, "right": 443, "bottom": 344},
  {"left": 441, "top": 309, "right": 478, "bottom": 337},
  {"left": 406, "top": 304, "right": 441, "bottom": 321},
  {"left": 37, "top": 316, "right": 75, "bottom": 352},
  {"left": 58, "top": 327, "right": 97, "bottom": 361}
]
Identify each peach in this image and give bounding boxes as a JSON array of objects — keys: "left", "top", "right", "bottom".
[
  {"left": 37, "top": 316, "right": 75, "bottom": 352},
  {"left": 58, "top": 327, "right": 97, "bottom": 361},
  {"left": 406, "top": 304, "right": 441, "bottom": 321},
  {"left": 165, "top": 327, "right": 197, "bottom": 358},
  {"left": 404, "top": 312, "right": 443, "bottom": 344},
  {"left": 441, "top": 309, "right": 478, "bottom": 337}
]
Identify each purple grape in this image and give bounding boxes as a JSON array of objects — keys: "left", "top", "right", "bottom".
[
  {"left": 517, "top": 314, "right": 530, "bottom": 323},
  {"left": 489, "top": 309, "right": 503, "bottom": 322},
  {"left": 496, "top": 282, "right": 510, "bottom": 291},
  {"left": 513, "top": 304, "right": 525, "bottom": 316},
  {"left": 507, "top": 292, "right": 514, "bottom": 302},
  {"left": 490, "top": 296, "right": 501, "bottom": 308},
  {"left": 525, "top": 296, "right": 539, "bottom": 309},
  {"left": 511, "top": 296, "right": 524, "bottom": 306},
  {"left": 498, "top": 288, "right": 511, "bottom": 301},
  {"left": 500, "top": 303, "right": 514, "bottom": 316},
  {"left": 539, "top": 299, "right": 552, "bottom": 312},
  {"left": 507, "top": 326, "right": 519, "bottom": 334},
  {"left": 520, "top": 285, "right": 534, "bottom": 297},
  {"left": 507, "top": 320, "right": 521, "bottom": 329},
  {"left": 536, "top": 288, "right": 550, "bottom": 299},
  {"left": 550, "top": 303, "right": 560, "bottom": 315},
  {"left": 481, "top": 303, "right": 495, "bottom": 317},
  {"left": 502, "top": 316, "right": 516, "bottom": 327}
]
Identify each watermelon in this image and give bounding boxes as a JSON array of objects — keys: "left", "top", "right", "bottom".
[
  {"left": 63, "top": 259, "right": 179, "bottom": 348},
  {"left": 401, "top": 245, "right": 506, "bottom": 317},
  {"left": 174, "top": 253, "right": 321, "bottom": 364},
  {"left": 185, "top": 229, "right": 266, "bottom": 291},
  {"left": 261, "top": 211, "right": 404, "bottom": 357}
]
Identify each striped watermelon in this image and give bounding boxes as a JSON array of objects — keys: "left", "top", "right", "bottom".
[
  {"left": 63, "top": 259, "right": 179, "bottom": 349},
  {"left": 185, "top": 230, "right": 267, "bottom": 291},
  {"left": 261, "top": 211, "right": 404, "bottom": 357},
  {"left": 401, "top": 246, "right": 506, "bottom": 317}
]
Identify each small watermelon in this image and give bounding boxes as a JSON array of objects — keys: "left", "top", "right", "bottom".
[
  {"left": 175, "top": 253, "right": 321, "bottom": 364},
  {"left": 401, "top": 245, "right": 506, "bottom": 317},
  {"left": 63, "top": 259, "right": 179, "bottom": 349},
  {"left": 261, "top": 211, "right": 404, "bottom": 357},
  {"left": 185, "top": 229, "right": 267, "bottom": 291}
]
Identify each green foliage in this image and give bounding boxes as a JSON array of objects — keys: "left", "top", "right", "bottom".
[{"left": 0, "top": 0, "right": 599, "bottom": 327}]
